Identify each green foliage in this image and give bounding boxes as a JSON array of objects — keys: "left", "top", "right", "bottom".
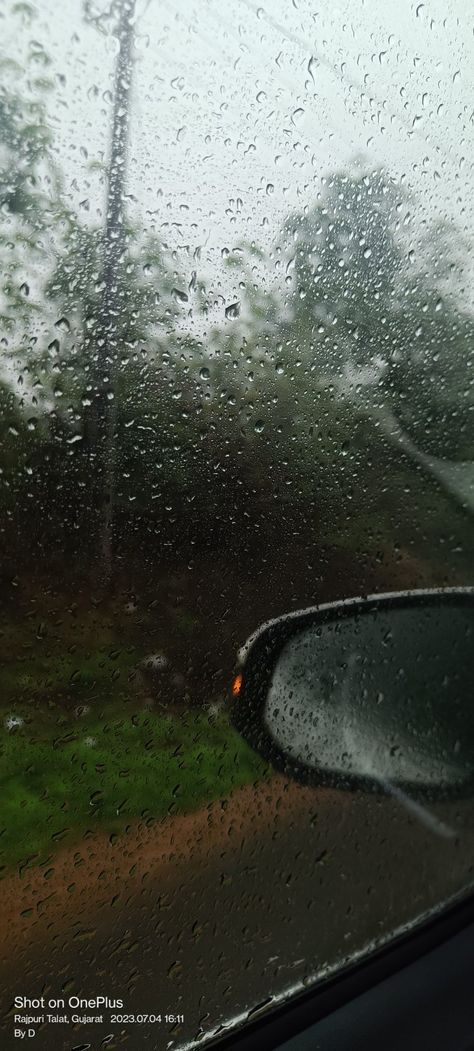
[
  {"left": 0, "top": 73, "right": 55, "bottom": 335},
  {"left": 0, "top": 710, "right": 267, "bottom": 871},
  {"left": 386, "top": 286, "right": 474, "bottom": 459},
  {"left": 47, "top": 221, "right": 182, "bottom": 358},
  {"left": 279, "top": 168, "right": 474, "bottom": 460},
  {"left": 282, "top": 169, "right": 403, "bottom": 374},
  {"left": 1, "top": 28, "right": 472, "bottom": 564}
]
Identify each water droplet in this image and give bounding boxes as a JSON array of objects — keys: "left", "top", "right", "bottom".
[
  {"left": 55, "top": 316, "right": 70, "bottom": 331},
  {"left": 172, "top": 288, "right": 189, "bottom": 303},
  {"left": 307, "top": 55, "right": 317, "bottom": 82}
]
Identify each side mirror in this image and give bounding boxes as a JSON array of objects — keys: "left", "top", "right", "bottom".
[{"left": 231, "top": 589, "right": 474, "bottom": 800}]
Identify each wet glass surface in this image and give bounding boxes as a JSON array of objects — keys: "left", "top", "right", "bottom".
[
  {"left": 264, "top": 603, "right": 474, "bottom": 786},
  {"left": 0, "top": 0, "right": 473, "bottom": 1047}
]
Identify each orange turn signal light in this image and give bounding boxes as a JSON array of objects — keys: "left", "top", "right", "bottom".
[{"left": 232, "top": 673, "right": 242, "bottom": 696}]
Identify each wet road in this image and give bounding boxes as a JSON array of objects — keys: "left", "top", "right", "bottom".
[{"left": 2, "top": 776, "right": 474, "bottom": 1051}]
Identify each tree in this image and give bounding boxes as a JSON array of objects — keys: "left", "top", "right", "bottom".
[
  {"left": 278, "top": 167, "right": 474, "bottom": 461},
  {"left": 0, "top": 29, "right": 59, "bottom": 381},
  {"left": 0, "top": 9, "right": 67, "bottom": 555},
  {"left": 204, "top": 166, "right": 474, "bottom": 545},
  {"left": 79, "top": 0, "right": 136, "bottom": 581},
  {"left": 385, "top": 285, "right": 474, "bottom": 461}
]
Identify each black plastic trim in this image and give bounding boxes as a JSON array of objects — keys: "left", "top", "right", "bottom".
[
  {"left": 204, "top": 889, "right": 474, "bottom": 1051},
  {"left": 231, "top": 587, "right": 474, "bottom": 801}
]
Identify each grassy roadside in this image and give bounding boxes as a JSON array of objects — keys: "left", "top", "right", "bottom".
[
  {"left": 0, "top": 707, "right": 267, "bottom": 874},
  {"left": 0, "top": 589, "right": 270, "bottom": 874}
]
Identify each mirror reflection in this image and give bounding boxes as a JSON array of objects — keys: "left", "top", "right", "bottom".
[{"left": 264, "top": 604, "right": 474, "bottom": 791}]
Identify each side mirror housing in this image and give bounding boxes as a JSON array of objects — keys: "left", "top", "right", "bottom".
[{"left": 232, "top": 589, "right": 474, "bottom": 799}]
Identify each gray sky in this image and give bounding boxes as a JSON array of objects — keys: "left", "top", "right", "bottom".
[{"left": 2, "top": 0, "right": 474, "bottom": 322}]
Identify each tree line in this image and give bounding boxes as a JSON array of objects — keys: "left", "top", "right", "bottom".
[{"left": 1, "top": 0, "right": 473, "bottom": 586}]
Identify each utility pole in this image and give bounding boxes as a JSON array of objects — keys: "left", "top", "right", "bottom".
[{"left": 85, "top": 0, "right": 136, "bottom": 586}]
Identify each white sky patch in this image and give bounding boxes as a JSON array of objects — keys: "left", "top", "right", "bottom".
[{"left": 1, "top": 0, "right": 473, "bottom": 328}]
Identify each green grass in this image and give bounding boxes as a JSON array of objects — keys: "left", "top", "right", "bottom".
[
  {"left": 0, "top": 607, "right": 270, "bottom": 874},
  {"left": 0, "top": 709, "right": 268, "bottom": 874},
  {"left": 0, "top": 623, "right": 140, "bottom": 706}
]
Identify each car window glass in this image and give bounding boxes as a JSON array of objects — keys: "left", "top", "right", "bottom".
[{"left": 0, "top": 0, "right": 473, "bottom": 1047}]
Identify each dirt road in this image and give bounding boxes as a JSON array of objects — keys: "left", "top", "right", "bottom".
[{"left": 2, "top": 775, "right": 474, "bottom": 1051}]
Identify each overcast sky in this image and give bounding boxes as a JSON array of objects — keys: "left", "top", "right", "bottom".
[{"left": 2, "top": 0, "right": 473, "bottom": 317}]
